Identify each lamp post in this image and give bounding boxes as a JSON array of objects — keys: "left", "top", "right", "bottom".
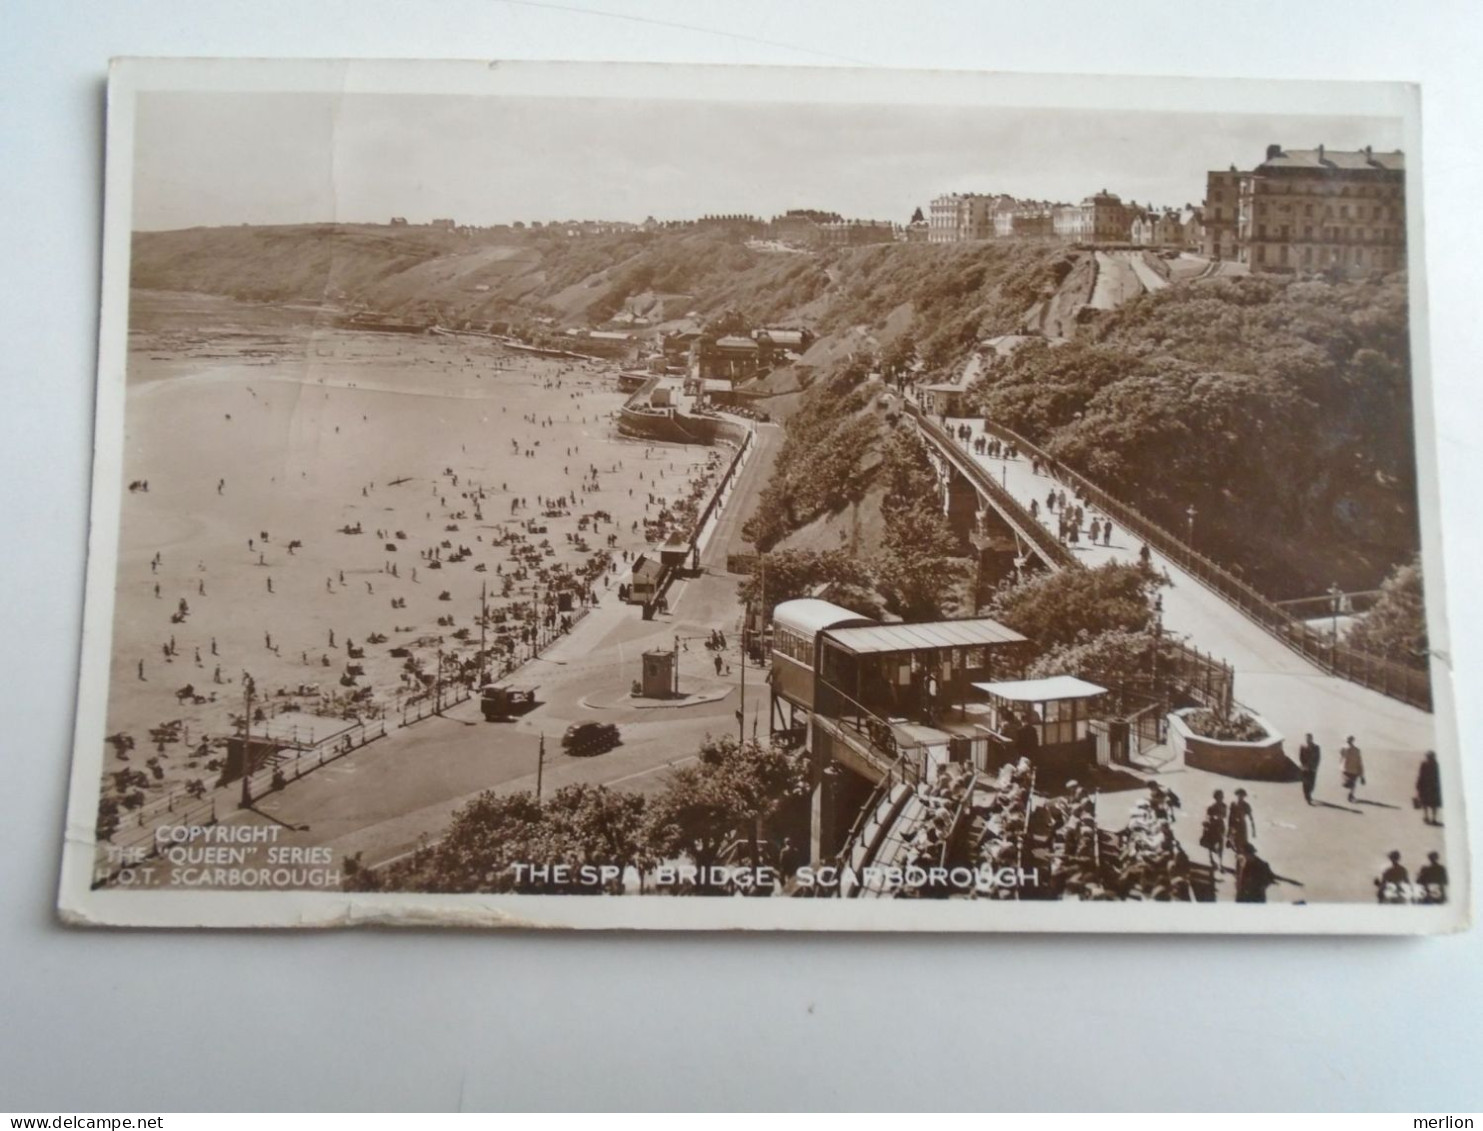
[
  {"left": 738, "top": 603, "right": 748, "bottom": 745},
  {"left": 1328, "top": 582, "right": 1344, "bottom": 666},
  {"left": 238, "top": 676, "right": 254, "bottom": 809},
  {"left": 536, "top": 732, "right": 545, "bottom": 801},
  {"left": 1185, "top": 504, "right": 1198, "bottom": 546}
]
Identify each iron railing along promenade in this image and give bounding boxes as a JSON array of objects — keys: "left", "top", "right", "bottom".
[{"left": 908, "top": 401, "right": 1431, "bottom": 711}]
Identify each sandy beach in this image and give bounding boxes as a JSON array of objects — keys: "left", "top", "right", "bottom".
[{"left": 103, "top": 291, "right": 723, "bottom": 806}]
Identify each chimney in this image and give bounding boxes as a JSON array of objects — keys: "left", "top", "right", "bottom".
[
  {"left": 1266, "top": 143, "right": 1282, "bottom": 160},
  {"left": 1318, "top": 143, "right": 1326, "bottom": 163},
  {"left": 1365, "top": 144, "right": 1374, "bottom": 163}
]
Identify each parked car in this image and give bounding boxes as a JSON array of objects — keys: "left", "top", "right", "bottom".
[{"left": 561, "top": 721, "right": 621, "bottom": 757}]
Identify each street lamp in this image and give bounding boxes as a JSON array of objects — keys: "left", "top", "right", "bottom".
[
  {"left": 1185, "top": 504, "right": 1198, "bottom": 545},
  {"left": 1328, "top": 582, "right": 1344, "bottom": 664}
]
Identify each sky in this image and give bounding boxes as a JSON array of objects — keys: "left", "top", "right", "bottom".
[{"left": 132, "top": 91, "right": 1404, "bottom": 230}]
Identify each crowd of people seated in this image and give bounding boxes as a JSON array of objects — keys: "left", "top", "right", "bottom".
[{"left": 972, "top": 758, "right": 1036, "bottom": 899}]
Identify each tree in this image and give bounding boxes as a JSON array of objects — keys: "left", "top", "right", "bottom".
[
  {"left": 963, "top": 272, "right": 1418, "bottom": 597},
  {"left": 990, "top": 562, "right": 1164, "bottom": 653},
  {"left": 736, "top": 548, "right": 880, "bottom": 622},
  {"left": 880, "top": 334, "right": 917, "bottom": 382},
  {"left": 1025, "top": 628, "right": 1178, "bottom": 708},
  {"left": 875, "top": 430, "right": 969, "bottom": 620},
  {"left": 646, "top": 736, "right": 809, "bottom": 887},
  {"left": 1346, "top": 554, "right": 1428, "bottom": 665},
  {"left": 351, "top": 784, "right": 648, "bottom": 894}
]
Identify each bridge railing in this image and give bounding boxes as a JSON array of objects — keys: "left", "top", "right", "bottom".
[
  {"left": 949, "top": 410, "right": 1431, "bottom": 712},
  {"left": 911, "top": 406, "right": 1077, "bottom": 572}
]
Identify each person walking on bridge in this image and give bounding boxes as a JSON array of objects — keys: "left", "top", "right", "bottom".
[
  {"left": 1340, "top": 736, "right": 1365, "bottom": 803},
  {"left": 1298, "top": 733, "right": 1321, "bottom": 805}
]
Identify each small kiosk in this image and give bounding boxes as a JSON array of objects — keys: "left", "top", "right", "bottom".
[
  {"left": 972, "top": 676, "right": 1108, "bottom": 777},
  {"left": 640, "top": 649, "right": 678, "bottom": 699}
]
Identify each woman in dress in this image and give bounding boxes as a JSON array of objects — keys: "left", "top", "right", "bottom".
[
  {"left": 1200, "top": 789, "right": 1228, "bottom": 874},
  {"left": 1226, "top": 788, "right": 1255, "bottom": 857}
]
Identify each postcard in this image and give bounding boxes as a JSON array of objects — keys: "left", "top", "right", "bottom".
[{"left": 58, "top": 58, "right": 1467, "bottom": 931}]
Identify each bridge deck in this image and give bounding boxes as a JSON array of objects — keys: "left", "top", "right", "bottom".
[{"left": 931, "top": 416, "right": 1435, "bottom": 768}]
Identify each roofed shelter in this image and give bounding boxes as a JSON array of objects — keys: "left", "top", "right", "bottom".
[
  {"left": 815, "top": 616, "right": 1028, "bottom": 732},
  {"left": 973, "top": 675, "right": 1108, "bottom": 774}
]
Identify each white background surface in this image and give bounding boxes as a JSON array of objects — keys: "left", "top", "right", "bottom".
[{"left": 2, "top": 0, "right": 1481, "bottom": 1112}]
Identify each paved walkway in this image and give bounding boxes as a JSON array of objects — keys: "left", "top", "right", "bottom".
[{"left": 939, "top": 417, "right": 1448, "bottom": 903}]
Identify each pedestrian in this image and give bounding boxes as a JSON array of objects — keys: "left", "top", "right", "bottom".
[
  {"left": 154, "top": 582, "right": 160, "bottom": 599},
  {"left": 210, "top": 637, "right": 217, "bottom": 656},
  {"left": 198, "top": 579, "right": 205, "bottom": 597},
  {"left": 1416, "top": 852, "right": 1449, "bottom": 905},
  {"left": 1200, "top": 789, "right": 1228, "bottom": 874},
  {"left": 1415, "top": 750, "right": 1442, "bottom": 825},
  {"left": 714, "top": 652, "right": 723, "bottom": 676},
  {"left": 137, "top": 659, "right": 145, "bottom": 681},
  {"left": 1090, "top": 518, "right": 1101, "bottom": 544},
  {"left": 1298, "top": 733, "right": 1321, "bottom": 805},
  {"left": 1375, "top": 850, "right": 1410, "bottom": 904},
  {"left": 1340, "top": 736, "right": 1365, "bottom": 803},
  {"left": 266, "top": 577, "right": 273, "bottom": 594},
  {"left": 1103, "top": 521, "right": 1113, "bottom": 546},
  {"left": 1226, "top": 788, "right": 1255, "bottom": 854},
  {"left": 1234, "top": 843, "right": 1275, "bottom": 903}
]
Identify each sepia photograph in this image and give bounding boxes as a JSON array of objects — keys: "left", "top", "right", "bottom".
[{"left": 58, "top": 58, "right": 1467, "bottom": 931}]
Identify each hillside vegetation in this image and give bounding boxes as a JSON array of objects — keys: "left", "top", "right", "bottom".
[
  {"left": 131, "top": 224, "right": 1067, "bottom": 356},
  {"left": 967, "top": 273, "right": 1416, "bottom": 595}
]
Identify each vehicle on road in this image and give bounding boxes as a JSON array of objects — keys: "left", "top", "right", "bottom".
[
  {"left": 562, "top": 721, "right": 621, "bottom": 757},
  {"left": 480, "top": 681, "right": 540, "bottom": 722}
]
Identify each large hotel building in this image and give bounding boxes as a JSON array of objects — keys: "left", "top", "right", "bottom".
[{"left": 1206, "top": 144, "right": 1405, "bottom": 276}]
